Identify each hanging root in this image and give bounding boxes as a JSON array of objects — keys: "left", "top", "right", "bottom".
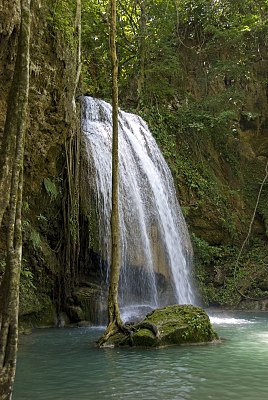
[
  {"left": 133, "top": 321, "right": 160, "bottom": 338},
  {"left": 97, "top": 320, "right": 160, "bottom": 348}
]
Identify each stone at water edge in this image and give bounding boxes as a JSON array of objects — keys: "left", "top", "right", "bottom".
[
  {"left": 103, "top": 304, "right": 219, "bottom": 347},
  {"left": 132, "top": 304, "right": 219, "bottom": 347}
]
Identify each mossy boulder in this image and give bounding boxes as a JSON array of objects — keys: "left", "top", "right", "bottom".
[
  {"left": 103, "top": 304, "right": 219, "bottom": 348},
  {"left": 132, "top": 304, "right": 218, "bottom": 347}
]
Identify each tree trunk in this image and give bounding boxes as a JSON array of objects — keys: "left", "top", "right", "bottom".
[
  {"left": 0, "top": 0, "right": 31, "bottom": 398},
  {"left": 98, "top": 0, "right": 123, "bottom": 346},
  {"left": 137, "top": 0, "right": 147, "bottom": 106}
]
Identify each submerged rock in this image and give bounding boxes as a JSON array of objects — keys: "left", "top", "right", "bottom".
[{"left": 103, "top": 304, "right": 219, "bottom": 348}]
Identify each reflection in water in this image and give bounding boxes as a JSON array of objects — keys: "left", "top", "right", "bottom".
[
  {"left": 255, "top": 332, "right": 268, "bottom": 343},
  {"left": 14, "top": 313, "right": 268, "bottom": 400}
]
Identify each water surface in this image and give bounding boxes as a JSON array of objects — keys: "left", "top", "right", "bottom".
[{"left": 14, "top": 312, "right": 268, "bottom": 399}]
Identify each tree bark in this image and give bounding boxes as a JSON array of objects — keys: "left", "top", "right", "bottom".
[
  {"left": 137, "top": 0, "right": 147, "bottom": 106},
  {"left": 98, "top": 0, "right": 123, "bottom": 346},
  {"left": 0, "top": 0, "right": 31, "bottom": 398}
]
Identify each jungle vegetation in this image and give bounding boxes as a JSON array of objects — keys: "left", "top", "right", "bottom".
[{"left": 1, "top": 0, "right": 268, "bottom": 397}]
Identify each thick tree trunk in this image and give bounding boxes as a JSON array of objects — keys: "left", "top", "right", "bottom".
[
  {"left": 0, "top": 0, "right": 31, "bottom": 398},
  {"left": 98, "top": 0, "right": 123, "bottom": 346}
]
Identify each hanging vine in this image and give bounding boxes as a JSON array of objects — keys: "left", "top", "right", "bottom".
[{"left": 58, "top": 0, "right": 82, "bottom": 308}]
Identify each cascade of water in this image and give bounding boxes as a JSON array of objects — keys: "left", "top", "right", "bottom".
[{"left": 82, "top": 96, "right": 195, "bottom": 313}]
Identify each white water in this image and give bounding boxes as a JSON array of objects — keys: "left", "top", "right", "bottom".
[
  {"left": 82, "top": 97, "right": 195, "bottom": 311},
  {"left": 210, "top": 316, "right": 254, "bottom": 325}
]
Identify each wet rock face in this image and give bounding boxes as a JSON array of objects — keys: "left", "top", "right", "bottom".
[
  {"left": 104, "top": 304, "right": 219, "bottom": 348},
  {"left": 71, "top": 285, "right": 107, "bottom": 325}
]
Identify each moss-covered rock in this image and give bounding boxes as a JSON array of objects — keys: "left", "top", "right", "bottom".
[
  {"left": 135, "top": 305, "right": 218, "bottom": 346},
  {"left": 19, "top": 293, "right": 56, "bottom": 331},
  {"left": 103, "top": 304, "right": 219, "bottom": 348}
]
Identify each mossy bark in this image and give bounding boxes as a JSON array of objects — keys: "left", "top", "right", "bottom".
[
  {"left": 137, "top": 0, "right": 146, "bottom": 105},
  {"left": 0, "top": 0, "right": 31, "bottom": 398}
]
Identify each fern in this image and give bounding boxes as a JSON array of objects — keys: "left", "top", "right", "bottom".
[
  {"left": 30, "top": 229, "right": 41, "bottom": 250},
  {"left": 43, "top": 178, "right": 59, "bottom": 200}
]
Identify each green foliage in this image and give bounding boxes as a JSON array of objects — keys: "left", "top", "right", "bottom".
[
  {"left": 19, "top": 263, "right": 37, "bottom": 316},
  {"left": 82, "top": 0, "right": 268, "bottom": 107},
  {"left": 192, "top": 234, "right": 222, "bottom": 265},
  {"left": 20, "top": 264, "right": 36, "bottom": 291},
  {"left": 37, "top": 214, "right": 48, "bottom": 222},
  {"left": 43, "top": 177, "right": 60, "bottom": 200},
  {"left": 192, "top": 232, "right": 268, "bottom": 306},
  {"left": 30, "top": 229, "right": 41, "bottom": 250},
  {"left": 47, "top": 0, "right": 77, "bottom": 48},
  {"left": 204, "top": 279, "right": 241, "bottom": 307}
]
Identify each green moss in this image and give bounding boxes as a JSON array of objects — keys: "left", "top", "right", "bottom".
[
  {"left": 144, "top": 305, "right": 218, "bottom": 345},
  {"left": 19, "top": 293, "right": 56, "bottom": 330},
  {"left": 132, "top": 329, "right": 156, "bottom": 347}
]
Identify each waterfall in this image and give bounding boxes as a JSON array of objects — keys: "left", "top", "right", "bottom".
[{"left": 82, "top": 97, "right": 195, "bottom": 319}]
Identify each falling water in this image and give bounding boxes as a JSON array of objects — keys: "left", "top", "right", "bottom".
[{"left": 82, "top": 97, "right": 195, "bottom": 315}]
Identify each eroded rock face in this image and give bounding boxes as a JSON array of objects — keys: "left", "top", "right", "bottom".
[
  {"left": 104, "top": 304, "right": 219, "bottom": 348},
  {"left": 72, "top": 285, "right": 107, "bottom": 325}
]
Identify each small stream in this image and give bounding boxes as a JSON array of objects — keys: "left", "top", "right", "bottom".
[{"left": 14, "top": 312, "right": 268, "bottom": 400}]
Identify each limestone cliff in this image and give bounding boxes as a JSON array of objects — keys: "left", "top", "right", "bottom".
[{"left": 0, "top": 0, "right": 80, "bottom": 327}]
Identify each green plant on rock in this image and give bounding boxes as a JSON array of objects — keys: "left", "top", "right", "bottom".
[
  {"left": 20, "top": 264, "right": 36, "bottom": 291},
  {"left": 29, "top": 229, "right": 41, "bottom": 250},
  {"left": 19, "top": 263, "right": 37, "bottom": 316},
  {"left": 37, "top": 214, "right": 48, "bottom": 222},
  {"left": 43, "top": 177, "right": 60, "bottom": 201}
]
